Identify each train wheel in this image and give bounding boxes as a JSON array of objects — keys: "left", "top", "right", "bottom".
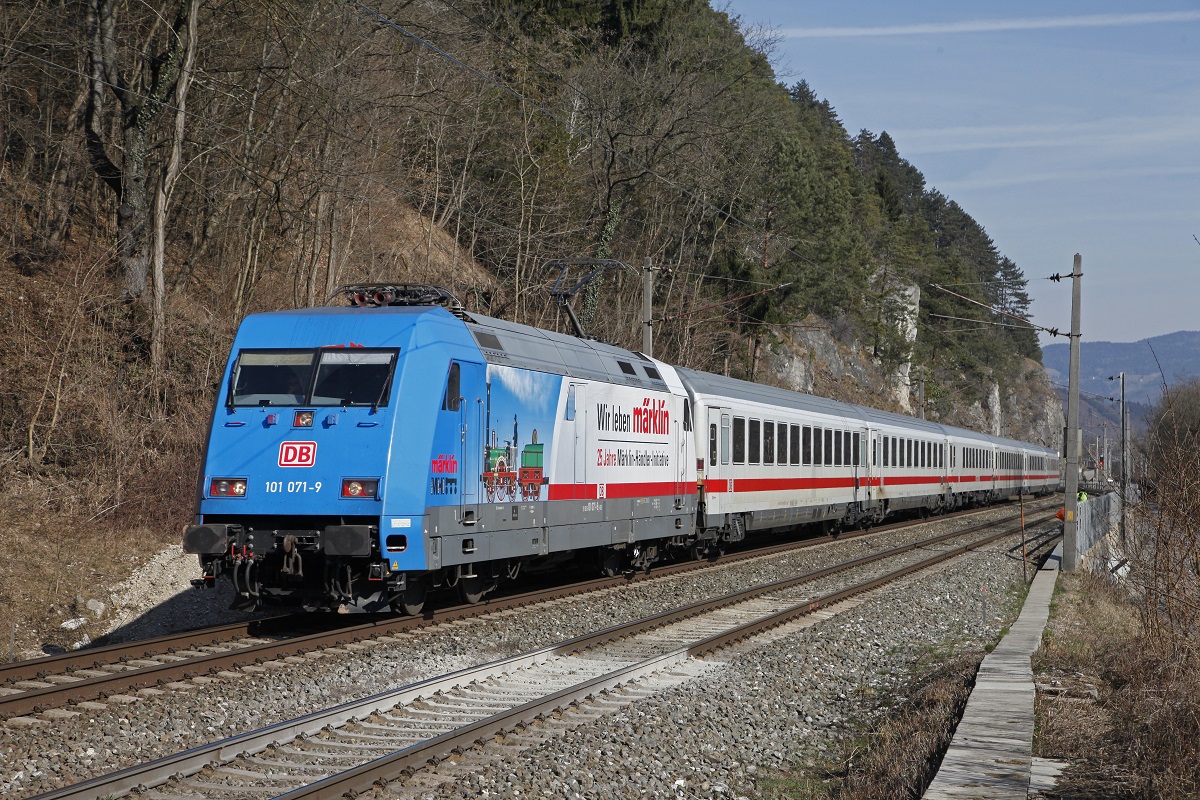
[
  {"left": 394, "top": 578, "right": 427, "bottom": 616},
  {"left": 459, "top": 574, "right": 487, "bottom": 604}
]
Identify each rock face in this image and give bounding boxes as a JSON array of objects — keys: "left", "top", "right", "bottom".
[
  {"left": 766, "top": 326, "right": 1063, "bottom": 448},
  {"left": 1001, "top": 357, "right": 1066, "bottom": 448}
]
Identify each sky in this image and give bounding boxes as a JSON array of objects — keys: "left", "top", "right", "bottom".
[{"left": 715, "top": 2, "right": 1200, "bottom": 346}]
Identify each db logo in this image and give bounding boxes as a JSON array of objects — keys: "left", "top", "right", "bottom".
[{"left": 279, "top": 441, "right": 317, "bottom": 467}]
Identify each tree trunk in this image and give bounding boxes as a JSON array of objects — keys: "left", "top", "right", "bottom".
[
  {"left": 150, "top": 0, "right": 200, "bottom": 377},
  {"left": 86, "top": 0, "right": 197, "bottom": 303}
]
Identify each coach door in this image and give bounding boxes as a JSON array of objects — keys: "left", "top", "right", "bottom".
[
  {"left": 861, "top": 428, "right": 875, "bottom": 507},
  {"left": 704, "top": 407, "right": 731, "bottom": 522}
]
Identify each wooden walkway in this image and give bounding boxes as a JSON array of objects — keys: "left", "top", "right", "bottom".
[{"left": 923, "top": 545, "right": 1062, "bottom": 799}]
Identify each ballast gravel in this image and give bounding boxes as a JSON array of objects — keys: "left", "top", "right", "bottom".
[{"left": 0, "top": 503, "right": 1055, "bottom": 799}]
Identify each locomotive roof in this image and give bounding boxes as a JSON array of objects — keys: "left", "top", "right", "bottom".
[{"left": 463, "top": 313, "right": 670, "bottom": 391}]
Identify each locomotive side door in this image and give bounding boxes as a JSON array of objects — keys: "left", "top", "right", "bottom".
[
  {"left": 457, "top": 362, "right": 485, "bottom": 514},
  {"left": 567, "top": 382, "right": 587, "bottom": 487},
  {"left": 434, "top": 360, "right": 485, "bottom": 518},
  {"left": 673, "top": 396, "right": 691, "bottom": 510}
]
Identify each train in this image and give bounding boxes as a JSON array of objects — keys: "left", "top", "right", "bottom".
[{"left": 183, "top": 283, "right": 1062, "bottom": 613}]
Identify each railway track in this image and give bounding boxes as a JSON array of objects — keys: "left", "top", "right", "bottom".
[
  {"left": 1, "top": 500, "right": 1058, "bottom": 723},
  {"left": 27, "top": 508, "right": 1060, "bottom": 800}
]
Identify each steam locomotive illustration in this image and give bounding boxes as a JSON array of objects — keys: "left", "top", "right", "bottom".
[{"left": 183, "top": 284, "right": 1062, "bottom": 613}]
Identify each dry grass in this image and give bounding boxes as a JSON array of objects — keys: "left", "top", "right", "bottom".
[
  {"left": 759, "top": 653, "right": 983, "bottom": 799},
  {"left": 0, "top": 487, "right": 173, "bottom": 659},
  {"left": 0, "top": 257, "right": 211, "bottom": 660},
  {"left": 1033, "top": 569, "right": 1200, "bottom": 799}
]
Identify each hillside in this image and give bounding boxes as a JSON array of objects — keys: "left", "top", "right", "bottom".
[{"left": 0, "top": 0, "right": 1063, "bottom": 657}]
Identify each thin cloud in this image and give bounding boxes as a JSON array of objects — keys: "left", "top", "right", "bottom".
[
  {"left": 781, "top": 11, "right": 1200, "bottom": 38},
  {"left": 938, "top": 164, "right": 1200, "bottom": 191},
  {"left": 899, "top": 117, "right": 1200, "bottom": 155}
]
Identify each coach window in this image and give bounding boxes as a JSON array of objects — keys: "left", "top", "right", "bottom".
[
  {"left": 824, "top": 428, "right": 834, "bottom": 466},
  {"left": 732, "top": 417, "right": 745, "bottom": 464},
  {"left": 844, "top": 432, "right": 852, "bottom": 466},
  {"left": 921, "top": 441, "right": 927, "bottom": 469},
  {"left": 749, "top": 419, "right": 761, "bottom": 464},
  {"left": 833, "top": 429, "right": 842, "bottom": 465},
  {"left": 882, "top": 437, "right": 889, "bottom": 467},
  {"left": 853, "top": 432, "right": 861, "bottom": 466},
  {"left": 762, "top": 420, "right": 774, "bottom": 464},
  {"left": 802, "top": 426, "right": 812, "bottom": 465},
  {"left": 790, "top": 425, "right": 800, "bottom": 465},
  {"left": 777, "top": 422, "right": 788, "bottom": 466},
  {"left": 721, "top": 414, "right": 731, "bottom": 465},
  {"left": 813, "top": 427, "right": 822, "bottom": 466},
  {"left": 709, "top": 423, "right": 718, "bottom": 467}
]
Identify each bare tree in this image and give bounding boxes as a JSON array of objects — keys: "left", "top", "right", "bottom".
[{"left": 85, "top": 0, "right": 200, "bottom": 300}]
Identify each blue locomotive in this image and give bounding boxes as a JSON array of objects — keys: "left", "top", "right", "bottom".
[{"left": 183, "top": 284, "right": 1061, "bottom": 613}]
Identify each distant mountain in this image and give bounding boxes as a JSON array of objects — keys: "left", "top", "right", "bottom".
[
  {"left": 1042, "top": 330, "right": 1200, "bottom": 407},
  {"left": 1042, "top": 331, "right": 1200, "bottom": 442}
]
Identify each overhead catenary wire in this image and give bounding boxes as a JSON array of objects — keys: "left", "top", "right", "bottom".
[
  {"left": 929, "top": 313, "right": 1039, "bottom": 330},
  {"left": 661, "top": 282, "right": 792, "bottom": 321},
  {"left": 930, "top": 283, "right": 1062, "bottom": 337}
]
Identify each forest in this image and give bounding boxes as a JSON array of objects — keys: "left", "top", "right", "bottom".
[{"left": 2, "top": 0, "right": 1041, "bottom": 587}]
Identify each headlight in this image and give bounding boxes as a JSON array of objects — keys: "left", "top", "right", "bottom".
[
  {"left": 341, "top": 478, "right": 379, "bottom": 498},
  {"left": 210, "top": 478, "right": 247, "bottom": 497}
]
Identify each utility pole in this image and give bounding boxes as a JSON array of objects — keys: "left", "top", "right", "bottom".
[
  {"left": 1062, "top": 254, "right": 1083, "bottom": 572},
  {"left": 1109, "top": 372, "right": 1127, "bottom": 544},
  {"left": 642, "top": 257, "right": 654, "bottom": 357}
]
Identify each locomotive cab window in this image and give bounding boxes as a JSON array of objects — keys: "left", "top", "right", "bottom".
[
  {"left": 230, "top": 348, "right": 398, "bottom": 408},
  {"left": 311, "top": 349, "right": 398, "bottom": 407}
]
